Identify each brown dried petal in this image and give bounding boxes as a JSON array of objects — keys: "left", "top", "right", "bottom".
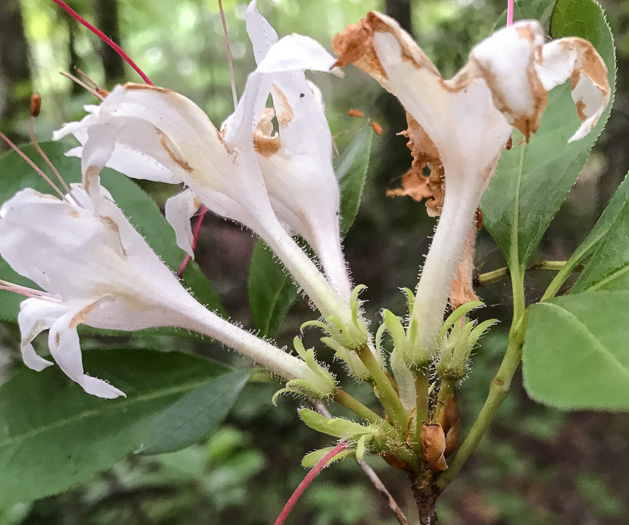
[
  {"left": 437, "top": 391, "right": 461, "bottom": 458},
  {"left": 420, "top": 422, "right": 447, "bottom": 472},
  {"left": 386, "top": 113, "right": 445, "bottom": 217},
  {"left": 450, "top": 221, "right": 480, "bottom": 309}
]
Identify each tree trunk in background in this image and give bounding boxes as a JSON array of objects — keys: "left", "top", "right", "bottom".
[
  {"left": 386, "top": 0, "right": 413, "bottom": 35},
  {"left": 94, "top": 0, "right": 125, "bottom": 84},
  {"left": 377, "top": 0, "right": 414, "bottom": 185},
  {"left": 0, "top": 0, "right": 33, "bottom": 143},
  {"left": 66, "top": 2, "right": 83, "bottom": 95}
]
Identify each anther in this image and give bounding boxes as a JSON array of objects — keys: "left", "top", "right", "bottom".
[
  {"left": 27, "top": 93, "right": 81, "bottom": 206},
  {"left": 30, "top": 92, "right": 41, "bottom": 118}
]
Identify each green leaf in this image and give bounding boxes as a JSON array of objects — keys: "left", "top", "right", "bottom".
[
  {"left": 140, "top": 369, "right": 251, "bottom": 455},
  {"left": 0, "top": 349, "right": 246, "bottom": 505},
  {"left": 0, "top": 142, "right": 225, "bottom": 323},
  {"left": 494, "top": 0, "right": 555, "bottom": 28},
  {"left": 336, "top": 124, "right": 373, "bottom": 236},
  {"left": 572, "top": 199, "right": 629, "bottom": 293},
  {"left": 482, "top": 0, "right": 615, "bottom": 271},
  {"left": 545, "top": 174, "right": 629, "bottom": 298},
  {"left": 248, "top": 240, "right": 300, "bottom": 338},
  {"left": 523, "top": 291, "right": 629, "bottom": 410},
  {"left": 247, "top": 126, "right": 372, "bottom": 337}
]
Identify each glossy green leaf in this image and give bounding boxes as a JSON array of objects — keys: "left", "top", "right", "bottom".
[
  {"left": 140, "top": 369, "right": 251, "bottom": 455},
  {"left": 248, "top": 240, "right": 300, "bottom": 338},
  {"left": 572, "top": 199, "right": 629, "bottom": 293},
  {"left": 0, "top": 142, "right": 225, "bottom": 323},
  {"left": 0, "top": 349, "right": 246, "bottom": 505},
  {"left": 482, "top": 0, "right": 615, "bottom": 271},
  {"left": 523, "top": 291, "right": 629, "bottom": 410},
  {"left": 336, "top": 124, "right": 373, "bottom": 236},
  {"left": 247, "top": 126, "right": 372, "bottom": 337}
]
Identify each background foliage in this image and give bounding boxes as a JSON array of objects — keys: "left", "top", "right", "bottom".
[{"left": 1, "top": 0, "right": 628, "bottom": 523}]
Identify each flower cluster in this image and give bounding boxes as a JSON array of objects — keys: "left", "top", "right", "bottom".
[{"left": 0, "top": 1, "right": 610, "bottom": 407}]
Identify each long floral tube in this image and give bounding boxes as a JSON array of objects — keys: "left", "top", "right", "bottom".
[{"left": 0, "top": 181, "right": 330, "bottom": 398}]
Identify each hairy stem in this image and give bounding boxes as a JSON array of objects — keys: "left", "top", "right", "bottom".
[
  {"left": 357, "top": 345, "right": 409, "bottom": 432},
  {"left": 332, "top": 388, "right": 392, "bottom": 429},
  {"left": 435, "top": 268, "right": 526, "bottom": 490}
]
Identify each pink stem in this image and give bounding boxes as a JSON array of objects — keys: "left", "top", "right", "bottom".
[
  {"left": 178, "top": 206, "right": 208, "bottom": 278},
  {"left": 274, "top": 441, "right": 348, "bottom": 525},
  {"left": 507, "top": 0, "right": 514, "bottom": 26},
  {"left": 51, "top": 0, "right": 153, "bottom": 85}
]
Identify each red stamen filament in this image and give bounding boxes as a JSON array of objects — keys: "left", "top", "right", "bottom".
[
  {"left": 51, "top": 0, "right": 153, "bottom": 85},
  {"left": 178, "top": 206, "right": 208, "bottom": 278},
  {"left": 274, "top": 441, "right": 348, "bottom": 525},
  {"left": 0, "top": 131, "right": 67, "bottom": 201}
]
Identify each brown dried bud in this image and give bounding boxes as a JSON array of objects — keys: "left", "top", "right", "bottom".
[
  {"left": 437, "top": 391, "right": 461, "bottom": 458},
  {"left": 30, "top": 92, "right": 42, "bottom": 118},
  {"left": 420, "top": 423, "right": 447, "bottom": 472}
]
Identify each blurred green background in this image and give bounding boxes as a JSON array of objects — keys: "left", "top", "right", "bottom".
[{"left": 1, "top": 0, "right": 629, "bottom": 523}]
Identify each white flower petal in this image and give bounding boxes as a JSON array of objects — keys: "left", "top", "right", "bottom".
[
  {"left": 17, "top": 298, "right": 67, "bottom": 371},
  {"left": 256, "top": 34, "right": 338, "bottom": 74},
  {"left": 164, "top": 189, "right": 202, "bottom": 257},
  {"left": 469, "top": 21, "right": 547, "bottom": 137},
  {"left": 48, "top": 304, "right": 125, "bottom": 399},
  {"left": 246, "top": 0, "right": 279, "bottom": 63},
  {"left": 535, "top": 37, "right": 610, "bottom": 143}
]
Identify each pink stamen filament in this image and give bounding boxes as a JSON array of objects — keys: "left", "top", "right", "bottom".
[
  {"left": 28, "top": 116, "right": 83, "bottom": 207},
  {"left": 51, "top": 0, "right": 153, "bottom": 85},
  {"left": 218, "top": 0, "right": 238, "bottom": 109},
  {"left": 0, "top": 280, "right": 59, "bottom": 301},
  {"left": 507, "top": 0, "right": 514, "bottom": 26},
  {"left": 60, "top": 72, "right": 105, "bottom": 101},
  {"left": 274, "top": 441, "right": 348, "bottom": 525},
  {"left": 178, "top": 206, "right": 208, "bottom": 277},
  {"left": 0, "top": 131, "right": 67, "bottom": 201}
]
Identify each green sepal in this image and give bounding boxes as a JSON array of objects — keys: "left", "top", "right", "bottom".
[
  {"left": 302, "top": 447, "right": 352, "bottom": 468},
  {"left": 299, "top": 408, "right": 368, "bottom": 438},
  {"left": 439, "top": 301, "right": 484, "bottom": 342}
]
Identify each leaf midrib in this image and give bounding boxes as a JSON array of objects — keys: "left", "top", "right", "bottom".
[
  {"left": 0, "top": 376, "right": 213, "bottom": 448},
  {"left": 541, "top": 302, "right": 629, "bottom": 381},
  {"left": 583, "top": 261, "right": 629, "bottom": 292}
]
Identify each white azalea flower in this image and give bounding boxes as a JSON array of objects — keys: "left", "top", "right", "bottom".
[
  {"left": 334, "top": 13, "right": 610, "bottom": 356},
  {"left": 238, "top": 0, "right": 351, "bottom": 300},
  {"left": 54, "top": 34, "right": 364, "bottom": 346},
  {"left": 0, "top": 137, "right": 332, "bottom": 398}
]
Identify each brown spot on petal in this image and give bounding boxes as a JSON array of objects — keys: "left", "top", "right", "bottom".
[
  {"left": 451, "top": 222, "right": 480, "bottom": 309},
  {"left": 157, "top": 130, "right": 193, "bottom": 172},
  {"left": 386, "top": 113, "right": 445, "bottom": 217},
  {"left": 100, "top": 216, "right": 127, "bottom": 257},
  {"left": 69, "top": 210, "right": 80, "bottom": 218},
  {"left": 334, "top": 12, "right": 441, "bottom": 88},
  {"left": 272, "top": 85, "right": 294, "bottom": 127},
  {"left": 576, "top": 99, "right": 587, "bottom": 121},
  {"left": 124, "top": 83, "right": 173, "bottom": 95},
  {"left": 333, "top": 13, "right": 387, "bottom": 80},
  {"left": 253, "top": 134, "right": 281, "bottom": 157},
  {"left": 55, "top": 332, "right": 60, "bottom": 346},
  {"left": 69, "top": 301, "right": 102, "bottom": 330},
  {"left": 420, "top": 423, "right": 447, "bottom": 472}
]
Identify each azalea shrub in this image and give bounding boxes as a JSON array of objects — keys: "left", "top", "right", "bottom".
[{"left": 0, "top": 0, "right": 625, "bottom": 523}]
